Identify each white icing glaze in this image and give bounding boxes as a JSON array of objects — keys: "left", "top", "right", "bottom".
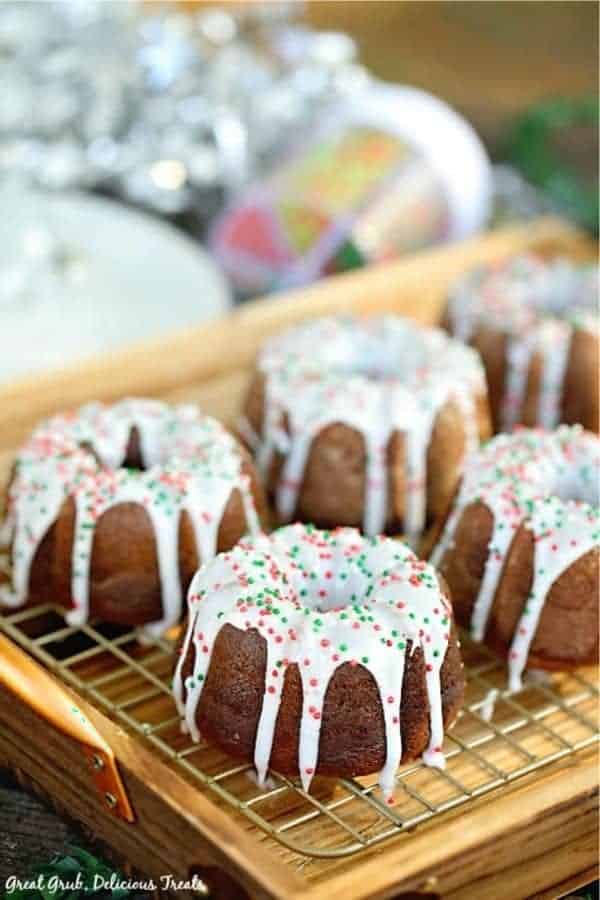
[
  {"left": 432, "top": 426, "right": 600, "bottom": 690},
  {"left": 500, "top": 332, "right": 535, "bottom": 432},
  {"left": 535, "top": 319, "right": 572, "bottom": 430},
  {"left": 0, "top": 399, "right": 261, "bottom": 634},
  {"left": 173, "top": 524, "right": 454, "bottom": 799},
  {"left": 447, "top": 256, "right": 599, "bottom": 430},
  {"left": 244, "top": 316, "right": 485, "bottom": 542}
]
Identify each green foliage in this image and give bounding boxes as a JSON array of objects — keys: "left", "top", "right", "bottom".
[
  {"left": 505, "top": 96, "right": 599, "bottom": 234},
  {"left": 2, "top": 847, "right": 130, "bottom": 900}
]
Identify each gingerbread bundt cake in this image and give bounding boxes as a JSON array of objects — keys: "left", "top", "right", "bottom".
[
  {"left": 0, "top": 399, "right": 265, "bottom": 636},
  {"left": 431, "top": 426, "right": 600, "bottom": 690},
  {"left": 174, "top": 524, "right": 465, "bottom": 797},
  {"left": 445, "top": 255, "right": 599, "bottom": 433},
  {"left": 240, "top": 316, "right": 490, "bottom": 542}
]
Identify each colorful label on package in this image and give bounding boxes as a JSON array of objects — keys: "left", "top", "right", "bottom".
[{"left": 211, "top": 125, "right": 448, "bottom": 293}]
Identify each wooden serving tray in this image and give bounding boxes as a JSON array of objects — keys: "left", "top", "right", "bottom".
[{"left": 0, "top": 218, "right": 598, "bottom": 900}]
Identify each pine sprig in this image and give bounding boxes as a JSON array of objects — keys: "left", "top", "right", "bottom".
[
  {"left": 3, "top": 847, "right": 130, "bottom": 900},
  {"left": 505, "top": 96, "right": 599, "bottom": 234}
]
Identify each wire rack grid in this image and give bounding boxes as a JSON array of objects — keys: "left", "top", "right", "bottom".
[{"left": 1, "top": 601, "right": 598, "bottom": 864}]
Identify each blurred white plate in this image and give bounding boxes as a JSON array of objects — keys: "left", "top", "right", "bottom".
[{"left": 0, "top": 188, "right": 232, "bottom": 383}]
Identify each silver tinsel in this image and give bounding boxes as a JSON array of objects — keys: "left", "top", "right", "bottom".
[{"left": 0, "top": 1, "right": 365, "bottom": 223}]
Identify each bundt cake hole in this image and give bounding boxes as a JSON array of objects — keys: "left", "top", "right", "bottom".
[
  {"left": 291, "top": 563, "right": 371, "bottom": 615},
  {"left": 552, "top": 471, "right": 599, "bottom": 506},
  {"left": 78, "top": 427, "right": 147, "bottom": 471},
  {"left": 80, "top": 425, "right": 168, "bottom": 472},
  {"left": 123, "top": 425, "right": 146, "bottom": 470},
  {"left": 322, "top": 331, "right": 433, "bottom": 382}
]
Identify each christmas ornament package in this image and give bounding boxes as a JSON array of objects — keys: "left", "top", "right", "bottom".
[{"left": 211, "top": 83, "right": 493, "bottom": 294}]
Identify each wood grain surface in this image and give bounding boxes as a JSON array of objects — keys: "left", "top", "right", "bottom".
[
  {"left": 0, "top": 770, "right": 152, "bottom": 897},
  {"left": 0, "top": 772, "right": 79, "bottom": 882},
  {"left": 306, "top": 1, "right": 599, "bottom": 149}
]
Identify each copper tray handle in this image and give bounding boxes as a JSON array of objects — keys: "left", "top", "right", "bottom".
[{"left": 0, "top": 632, "right": 134, "bottom": 822}]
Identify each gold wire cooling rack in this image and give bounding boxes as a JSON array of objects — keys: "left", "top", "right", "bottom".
[{"left": 1, "top": 601, "right": 598, "bottom": 863}]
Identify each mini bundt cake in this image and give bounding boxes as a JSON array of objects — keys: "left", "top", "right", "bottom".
[
  {"left": 240, "top": 316, "right": 490, "bottom": 543},
  {"left": 445, "top": 255, "right": 599, "bottom": 433},
  {"left": 431, "top": 426, "right": 599, "bottom": 690},
  {"left": 174, "top": 524, "right": 465, "bottom": 798},
  {"left": 0, "top": 399, "right": 266, "bottom": 636}
]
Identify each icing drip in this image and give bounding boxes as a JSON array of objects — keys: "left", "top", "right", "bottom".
[
  {"left": 246, "top": 316, "right": 485, "bottom": 541},
  {"left": 535, "top": 319, "right": 572, "bottom": 430},
  {"left": 432, "top": 426, "right": 600, "bottom": 688},
  {"left": 508, "top": 497, "right": 597, "bottom": 691},
  {"left": 173, "top": 524, "right": 453, "bottom": 799},
  {"left": 1, "top": 399, "right": 260, "bottom": 634},
  {"left": 500, "top": 333, "right": 535, "bottom": 432},
  {"left": 447, "top": 256, "right": 599, "bottom": 429}
]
